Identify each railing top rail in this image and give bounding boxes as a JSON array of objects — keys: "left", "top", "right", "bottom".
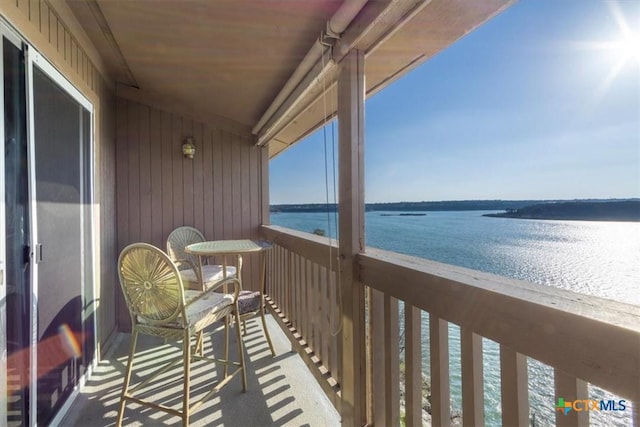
[
  {"left": 262, "top": 225, "right": 339, "bottom": 271},
  {"left": 361, "top": 247, "right": 640, "bottom": 331}
]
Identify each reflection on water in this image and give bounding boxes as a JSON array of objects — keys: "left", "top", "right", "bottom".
[{"left": 272, "top": 210, "right": 640, "bottom": 305}]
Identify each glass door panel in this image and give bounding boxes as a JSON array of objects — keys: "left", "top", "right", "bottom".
[
  {"left": 3, "top": 34, "right": 30, "bottom": 427},
  {"left": 32, "top": 65, "right": 87, "bottom": 426}
]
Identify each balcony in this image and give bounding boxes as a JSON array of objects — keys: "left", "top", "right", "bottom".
[{"left": 64, "top": 225, "right": 639, "bottom": 426}]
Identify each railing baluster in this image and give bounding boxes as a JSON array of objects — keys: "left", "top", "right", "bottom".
[
  {"left": 554, "top": 368, "right": 588, "bottom": 427},
  {"left": 288, "top": 251, "right": 298, "bottom": 328},
  {"left": 405, "top": 304, "right": 422, "bottom": 426},
  {"left": 275, "top": 246, "right": 281, "bottom": 310},
  {"left": 384, "top": 294, "right": 400, "bottom": 426},
  {"left": 319, "top": 265, "right": 328, "bottom": 364},
  {"left": 277, "top": 246, "right": 282, "bottom": 308},
  {"left": 271, "top": 248, "right": 275, "bottom": 293},
  {"left": 313, "top": 264, "right": 325, "bottom": 360},
  {"left": 265, "top": 249, "right": 272, "bottom": 297},
  {"left": 365, "top": 286, "right": 373, "bottom": 423},
  {"left": 293, "top": 253, "right": 300, "bottom": 330},
  {"left": 304, "top": 258, "right": 315, "bottom": 351},
  {"left": 287, "top": 249, "right": 293, "bottom": 322},
  {"left": 278, "top": 247, "right": 284, "bottom": 313},
  {"left": 370, "top": 288, "right": 385, "bottom": 424},
  {"left": 304, "top": 260, "right": 315, "bottom": 351},
  {"left": 430, "top": 315, "right": 451, "bottom": 426},
  {"left": 272, "top": 246, "right": 278, "bottom": 304},
  {"left": 500, "top": 345, "right": 529, "bottom": 427},
  {"left": 297, "top": 255, "right": 304, "bottom": 334},
  {"left": 461, "top": 328, "right": 484, "bottom": 427},
  {"left": 315, "top": 260, "right": 321, "bottom": 354},
  {"left": 330, "top": 271, "right": 340, "bottom": 384}
]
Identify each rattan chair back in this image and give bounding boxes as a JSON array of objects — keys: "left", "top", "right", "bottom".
[
  {"left": 167, "top": 226, "right": 206, "bottom": 270},
  {"left": 118, "top": 243, "right": 185, "bottom": 326}
]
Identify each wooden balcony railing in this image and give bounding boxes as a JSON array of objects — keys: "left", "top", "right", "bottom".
[
  {"left": 261, "top": 225, "right": 342, "bottom": 411},
  {"left": 261, "top": 225, "right": 640, "bottom": 426}
]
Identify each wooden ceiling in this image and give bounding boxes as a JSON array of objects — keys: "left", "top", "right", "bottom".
[{"left": 68, "top": 0, "right": 513, "bottom": 157}]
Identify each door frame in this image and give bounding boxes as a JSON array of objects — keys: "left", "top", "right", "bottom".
[
  {"left": 1, "top": 20, "right": 26, "bottom": 426},
  {"left": 2, "top": 18, "right": 97, "bottom": 426}
]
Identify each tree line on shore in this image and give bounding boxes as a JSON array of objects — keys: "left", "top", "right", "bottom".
[{"left": 271, "top": 198, "right": 639, "bottom": 218}]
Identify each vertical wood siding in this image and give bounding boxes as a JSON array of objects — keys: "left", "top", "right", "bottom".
[
  {"left": 6, "top": 0, "right": 100, "bottom": 93},
  {"left": 2, "top": 0, "right": 119, "bottom": 351},
  {"left": 115, "top": 97, "right": 264, "bottom": 330}
]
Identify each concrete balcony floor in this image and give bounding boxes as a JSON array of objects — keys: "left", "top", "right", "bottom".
[{"left": 61, "top": 315, "right": 339, "bottom": 426}]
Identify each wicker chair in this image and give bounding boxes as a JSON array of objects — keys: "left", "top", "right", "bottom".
[
  {"left": 167, "top": 227, "right": 275, "bottom": 356},
  {"left": 116, "top": 243, "right": 246, "bottom": 427},
  {"left": 166, "top": 226, "right": 237, "bottom": 291}
]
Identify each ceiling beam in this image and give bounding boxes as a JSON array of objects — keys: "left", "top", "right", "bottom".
[{"left": 256, "top": 0, "right": 433, "bottom": 147}]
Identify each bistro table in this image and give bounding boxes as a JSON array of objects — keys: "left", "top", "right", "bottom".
[
  {"left": 184, "top": 239, "right": 275, "bottom": 358},
  {"left": 184, "top": 239, "right": 272, "bottom": 287}
]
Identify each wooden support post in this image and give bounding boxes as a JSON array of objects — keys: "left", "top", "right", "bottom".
[
  {"left": 260, "top": 145, "right": 270, "bottom": 226},
  {"left": 500, "top": 345, "right": 529, "bottom": 427},
  {"left": 554, "top": 369, "right": 588, "bottom": 427},
  {"left": 461, "top": 328, "right": 484, "bottom": 427},
  {"left": 338, "top": 48, "right": 366, "bottom": 427}
]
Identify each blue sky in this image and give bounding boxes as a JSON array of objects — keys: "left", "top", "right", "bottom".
[{"left": 270, "top": 0, "right": 640, "bottom": 204}]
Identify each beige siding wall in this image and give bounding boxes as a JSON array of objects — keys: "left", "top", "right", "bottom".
[
  {"left": 115, "top": 97, "right": 266, "bottom": 330},
  {"left": 1, "top": 0, "right": 118, "bottom": 352}
]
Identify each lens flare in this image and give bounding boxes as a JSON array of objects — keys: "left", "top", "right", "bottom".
[{"left": 59, "top": 324, "right": 82, "bottom": 358}]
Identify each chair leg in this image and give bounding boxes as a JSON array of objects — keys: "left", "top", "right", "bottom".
[
  {"left": 182, "top": 329, "right": 191, "bottom": 427},
  {"left": 234, "top": 309, "right": 247, "bottom": 392},
  {"left": 260, "top": 305, "right": 276, "bottom": 357},
  {"left": 223, "top": 316, "right": 230, "bottom": 378},
  {"left": 116, "top": 329, "right": 139, "bottom": 426},
  {"left": 194, "top": 331, "right": 204, "bottom": 356}
]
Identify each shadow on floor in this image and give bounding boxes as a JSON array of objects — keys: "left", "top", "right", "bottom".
[{"left": 61, "top": 315, "right": 339, "bottom": 426}]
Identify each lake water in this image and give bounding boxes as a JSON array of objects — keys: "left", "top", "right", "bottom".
[{"left": 270, "top": 210, "right": 639, "bottom": 426}]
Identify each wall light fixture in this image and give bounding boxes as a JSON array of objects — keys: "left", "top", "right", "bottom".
[{"left": 182, "top": 137, "right": 196, "bottom": 159}]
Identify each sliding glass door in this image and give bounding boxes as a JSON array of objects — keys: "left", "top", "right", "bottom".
[
  {"left": 31, "top": 62, "right": 94, "bottom": 425},
  {"left": 1, "top": 23, "right": 95, "bottom": 426}
]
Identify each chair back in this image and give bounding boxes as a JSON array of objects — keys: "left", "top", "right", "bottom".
[
  {"left": 166, "top": 226, "right": 206, "bottom": 270},
  {"left": 118, "top": 243, "right": 185, "bottom": 326}
]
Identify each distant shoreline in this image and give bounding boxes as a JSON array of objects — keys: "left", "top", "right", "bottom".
[
  {"left": 483, "top": 200, "right": 640, "bottom": 222},
  {"left": 271, "top": 198, "right": 640, "bottom": 218}
]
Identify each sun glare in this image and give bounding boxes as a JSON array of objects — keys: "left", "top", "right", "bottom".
[
  {"left": 611, "top": 33, "right": 640, "bottom": 66},
  {"left": 603, "top": 1, "right": 640, "bottom": 71},
  {"left": 577, "top": 2, "right": 640, "bottom": 110}
]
